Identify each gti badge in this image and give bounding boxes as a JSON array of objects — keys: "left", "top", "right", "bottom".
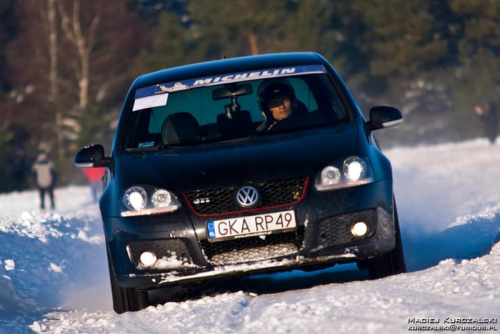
[
  {"left": 193, "top": 198, "right": 210, "bottom": 205},
  {"left": 235, "top": 185, "right": 260, "bottom": 208}
]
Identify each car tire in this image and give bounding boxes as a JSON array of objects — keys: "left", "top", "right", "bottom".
[
  {"left": 362, "top": 202, "right": 406, "bottom": 279},
  {"left": 107, "top": 248, "right": 151, "bottom": 314}
]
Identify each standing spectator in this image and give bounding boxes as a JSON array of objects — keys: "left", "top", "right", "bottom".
[
  {"left": 32, "top": 150, "right": 57, "bottom": 210},
  {"left": 83, "top": 167, "right": 105, "bottom": 202},
  {"left": 475, "top": 102, "right": 499, "bottom": 144}
]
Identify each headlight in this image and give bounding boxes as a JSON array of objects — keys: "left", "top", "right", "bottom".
[
  {"left": 123, "top": 186, "right": 147, "bottom": 211},
  {"left": 343, "top": 156, "right": 367, "bottom": 181},
  {"left": 315, "top": 156, "right": 374, "bottom": 191},
  {"left": 151, "top": 189, "right": 172, "bottom": 208},
  {"left": 121, "top": 186, "right": 181, "bottom": 217},
  {"left": 319, "top": 166, "right": 341, "bottom": 186}
]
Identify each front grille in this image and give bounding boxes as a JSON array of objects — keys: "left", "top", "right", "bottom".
[
  {"left": 127, "top": 239, "right": 192, "bottom": 267},
  {"left": 184, "top": 177, "right": 308, "bottom": 216},
  {"left": 200, "top": 227, "right": 305, "bottom": 265},
  {"left": 318, "top": 210, "right": 376, "bottom": 248}
]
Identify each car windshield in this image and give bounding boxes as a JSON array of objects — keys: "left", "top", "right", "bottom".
[{"left": 124, "top": 66, "right": 349, "bottom": 150}]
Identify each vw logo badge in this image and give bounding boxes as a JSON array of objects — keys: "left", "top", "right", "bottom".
[{"left": 236, "top": 186, "right": 260, "bottom": 208}]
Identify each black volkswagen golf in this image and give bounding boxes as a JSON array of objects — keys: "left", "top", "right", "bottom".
[{"left": 75, "top": 52, "right": 405, "bottom": 313}]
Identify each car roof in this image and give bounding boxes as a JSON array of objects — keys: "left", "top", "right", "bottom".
[{"left": 132, "top": 52, "right": 329, "bottom": 89}]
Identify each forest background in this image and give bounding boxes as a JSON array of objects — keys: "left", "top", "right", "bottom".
[{"left": 0, "top": 0, "right": 498, "bottom": 192}]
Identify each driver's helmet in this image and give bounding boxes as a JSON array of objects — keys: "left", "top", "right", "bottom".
[{"left": 257, "top": 79, "right": 297, "bottom": 117}]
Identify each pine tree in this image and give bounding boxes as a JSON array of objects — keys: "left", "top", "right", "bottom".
[
  {"left": 187, "top": 0, "right": 288, "bottom": 59},
  {"left": 450, "top": 0, "right": 500, "bottom": 107},
  {"left": 139, "top": 10, "right": 192, "bottom": 72},
  {"left": 445, "top": 0, "right": 500, "bottom": 139},
  {"left": 349, "top": 0, "right": 448, "bottom": 107}
]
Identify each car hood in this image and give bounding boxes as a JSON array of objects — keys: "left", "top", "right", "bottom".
[{"left": 118, "top": 123, "right": 358, "bottom": 193}]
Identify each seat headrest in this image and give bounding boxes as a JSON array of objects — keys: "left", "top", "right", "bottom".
[
  {"left": 216, "top": 110, "right": 253, "bottom": 138},
  {"left": 162, "top": 112, "right": 200, "bottom": 145}
]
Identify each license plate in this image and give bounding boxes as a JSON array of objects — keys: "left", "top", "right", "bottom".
[{"left": 206, "top": 210, "right": 296, "bottom": 242}]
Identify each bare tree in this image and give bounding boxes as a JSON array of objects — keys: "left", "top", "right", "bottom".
[
  {"left": 57, "top": 0, "right": 99, "bottom": 113},
  {"left": 6, "top": 0, "right": 146, "bottom": 185},
  {"left": 47, "top": 0, "right": 65, "bottom": 159},
  {"left": 48, "top": 0, "right": 58, "bottom": 104}
]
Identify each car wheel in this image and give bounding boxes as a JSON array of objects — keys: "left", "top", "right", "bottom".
[
  {"left": 106, "top": 247, "right": 151, "bottom": 314},
  {"left": 362, "top": 202, "right": 406, "bottom": 279}
]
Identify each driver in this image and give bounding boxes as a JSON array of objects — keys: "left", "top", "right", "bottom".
[{"left": 258, "top": 80, "right": 302, "bottom": 131}]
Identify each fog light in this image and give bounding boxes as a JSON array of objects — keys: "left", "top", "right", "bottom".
[
  {"left": 139, "top": 251, "right": 157, "bottom": 267},
  {"left": 351, "top": 222, "right": 368, "bottom": 237}
]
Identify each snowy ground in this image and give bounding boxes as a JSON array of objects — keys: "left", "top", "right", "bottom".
[{"left": 0, "top": 138, "right": 499, "bottom": 333}]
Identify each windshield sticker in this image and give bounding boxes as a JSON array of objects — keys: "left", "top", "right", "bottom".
[
  {"left": 138, "top": 141, "right": 156, "bottom": 148},
  {"left": 135, "top": 64, "right": 326, "bottom": 99},
  {"left": 132, "top": 93, "right": 169, "bottom": 111},
  {"left": 159, "top": 82, "right": 190, "bottom": 93}
]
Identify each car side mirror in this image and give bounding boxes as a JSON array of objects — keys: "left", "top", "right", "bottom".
[
  {"left": 367, "top": 106, "right": 403, "bottom": 131},
  {"left": 74, "top": 144, "right": 112, "bottom": 168}
]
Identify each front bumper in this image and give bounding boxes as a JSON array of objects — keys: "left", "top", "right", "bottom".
[{"left": 105, "top": 179, "right": 395, "bottom": 289}]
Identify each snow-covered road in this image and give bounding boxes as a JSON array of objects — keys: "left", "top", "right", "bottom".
[{"left": 1, "top": 138, "right": 499, "bottom": 333}]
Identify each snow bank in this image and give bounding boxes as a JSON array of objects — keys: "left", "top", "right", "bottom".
[
  {"left": 0, "top": 187, "right": 111, "bottom": 332},
  {"left": 386, "top": 138, "right": 500, "bottom": 270}
]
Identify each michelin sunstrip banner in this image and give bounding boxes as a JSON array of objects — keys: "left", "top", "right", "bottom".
[{"left": 134, "top": 65, "right": 326, "bottom": 99}]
